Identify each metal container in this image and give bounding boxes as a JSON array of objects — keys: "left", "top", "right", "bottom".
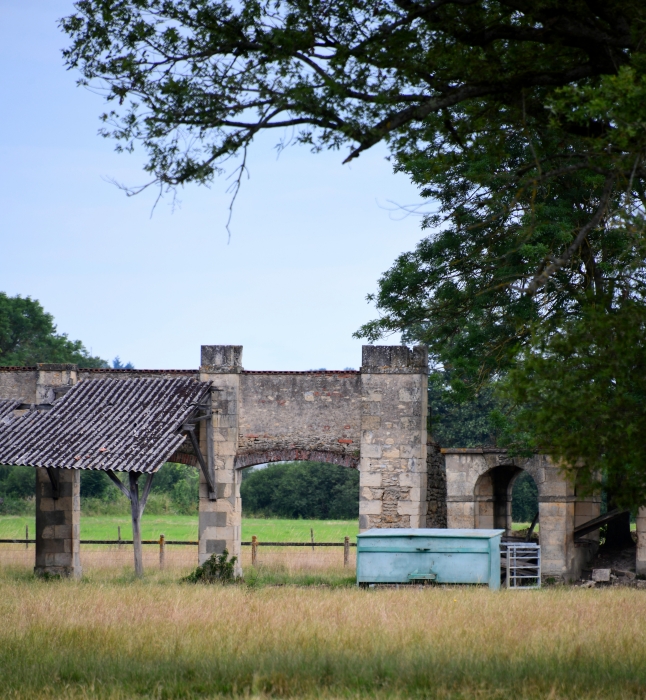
[{"left": 356, "top": 528, "right": 505, "bottom": 590}]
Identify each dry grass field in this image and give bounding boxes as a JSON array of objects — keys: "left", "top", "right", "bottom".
[{"left": 0, "top": 559, "right": 645, "bottom": 700}]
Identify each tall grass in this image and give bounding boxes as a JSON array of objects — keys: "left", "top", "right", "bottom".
[{"left": 0, "top": 568, "right": 644, "bottom": 699}]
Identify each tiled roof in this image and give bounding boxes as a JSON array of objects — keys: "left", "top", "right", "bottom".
[{"left": 0, "top": 377, "right": 210, "bottom": 473}]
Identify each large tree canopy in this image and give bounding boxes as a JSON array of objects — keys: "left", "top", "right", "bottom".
[
  {"left": 62, "top": 1, "right": 646, "bottom": 506},
  {"left": 62, "top": 1, "right": 645, "bottom": 287}
]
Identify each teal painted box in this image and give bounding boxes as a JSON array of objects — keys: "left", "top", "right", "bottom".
[{"left": 356, "top": 528, "right": 505, "bottom": 590}]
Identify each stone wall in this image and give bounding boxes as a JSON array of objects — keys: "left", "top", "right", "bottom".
[
  {"left": 0, "top": 367, "right": 37, "bottom": 402},
  {"left": 236, "top": 371, "right": 362, "bottom": 468},
  {"left": 426, "top": 441, "right": 447, "bottom": 527}
]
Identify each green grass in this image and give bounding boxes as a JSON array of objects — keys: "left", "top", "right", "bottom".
[{"left": 0, "top": 514, "right": 359, "bottom": 542}]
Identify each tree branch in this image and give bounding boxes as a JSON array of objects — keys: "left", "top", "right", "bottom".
[{"left": 526, "top": 175, "right": 615, "bottom": 296}]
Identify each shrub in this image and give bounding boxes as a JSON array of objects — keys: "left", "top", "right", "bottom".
[{"left": 182, "top": 550, "right": 239, "bottom": 584}]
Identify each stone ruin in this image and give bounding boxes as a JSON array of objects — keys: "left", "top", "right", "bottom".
[{"left": 0, "top": 344, "right": 642, "bottom": 581}]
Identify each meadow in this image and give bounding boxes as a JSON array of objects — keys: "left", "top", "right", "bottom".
[
  {"left": 0, "top": 515, "right": 359, "bottom": 542},
  {"left": 0, "top": 565, "right": 644, "bottom": 699},
  {"left": 1, "top": 514, "right": 644, "bottom": 698}
]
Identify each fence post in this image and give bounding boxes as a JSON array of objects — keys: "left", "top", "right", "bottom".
[
  {"left": 118, "top": 526, "right": 122, "bottom": 550},
  {"left": 251, "top": 535, "right": 258, "bottom": 566},
  {"left": 159, "top": 533, "right": 165, "bottom": 570},
  {"left": 310, "top": 528, "right": 314, "bottom": 552},
  {"left": 344, "top": 536, "right": 349, "bottom": 568},
  {"left": 25, "top": 525, "right": 28, "bottom": 550}
]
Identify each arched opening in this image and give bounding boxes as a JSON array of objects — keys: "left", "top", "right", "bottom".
[
  {"left": 511, "top": 471, "right": 539, "bottom": 538},
  {"left": 236, "top": 457, "right": 359, "bottom": 575},
  {"left": 474, "top": 464, "right": 522, "bottom": 534}
]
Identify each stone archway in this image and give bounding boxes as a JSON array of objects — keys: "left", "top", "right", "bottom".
[
  {"left": 197, "top": 345, "right": 430, "bottom": 568},
  {"left": 444, "top": 448, "right": 601, "bottom": 581}
]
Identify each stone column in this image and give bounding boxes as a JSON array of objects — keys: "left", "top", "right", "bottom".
[
  {"left": 34, "top": 468, "right": 81, "bottom": 577},
  {"left": 359, "top": 346, "right": 428, "bottom": 531},
  {"left": 636, "top": 507, "right": 646, "bottom": 576},
  {"left": 536, "top": 456, "right": 578, "bottom": 580},
  {"left": 198, "top": 346, "right": 242, "bottom": 572},
  {"left": 34, "top": 363, "right": 80, "bottom": 577}
]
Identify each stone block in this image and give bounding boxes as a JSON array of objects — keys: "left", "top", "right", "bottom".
[
  {"left": 359, "top": 500, "right": 383, "bottom": 515},
  {"left": 361, "top": 444, "right": 383, "bottom": 459},
  {"left": 592, "top": 568, "right": 612, "bottom": 582},
  {"left": 200, "top": 511, "right": 229, "bottom": 528},
  {"left": 360, "top": 471, "right": 383, "bottom": 487},
  {"left": 397, "top": 500, "right": 424, "bottom": 516},
  {"left": 201, "top": 345, "right": 243, "bottom": 371},
  {"left": 205, "top": 539, "right": 228, "bottom": 554}
]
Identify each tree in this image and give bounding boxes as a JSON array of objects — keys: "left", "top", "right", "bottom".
[
  {"left": 240, "top": 462, "right": 359, "bottom": 519},
  {"left": 0, "top": 293, "right": 107, "bottom": 367},
  {"left": 61, "top": 1, "right": 645, "bottom": 289},
  {"left": 61, "top": 1, "right": 646, "bottom": 511},
  {"left": 499, "top": 301, "right": 646, "bottom": 511}
]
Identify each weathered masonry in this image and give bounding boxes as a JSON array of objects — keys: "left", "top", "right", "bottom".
[
  {"left": 444, "top": 449, "right": 602, "bottom": 581},
  {"left": 0, "top": 346, "right": 431, "bottom": 575},
  {"left": 0, "top": 344, "right": 630, "bottom": 581},
  {"left": 196, "top": 344, "right": 429, "bottom": 568}
]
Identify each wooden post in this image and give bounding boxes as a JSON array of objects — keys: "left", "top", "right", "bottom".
[
  {"left": 310, "top": 528, "right": 314, "bottom": 552},
  {"left": 344, "top": 536, "right": 350, "bottom": 568},
  {"left": 251, "top": 535, "right": 258, "bottom": 566},
  {"left": 129, "top": 472, "right": 143, "bottom": 577},
  {"left": 25, "top": 525, "right": 28, "bottom": 550},
  {"left": 159, "top": 534, "right": 165, "bottom": 571},
  {"left": 118, "top": 526, "right": 122, "bottom": 550}
]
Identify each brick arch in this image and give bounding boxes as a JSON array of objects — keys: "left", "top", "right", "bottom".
[{"left": 234, "top": 448, "right": 359, "bottom": 470}]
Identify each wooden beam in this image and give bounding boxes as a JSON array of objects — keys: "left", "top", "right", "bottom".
[
  {"left": 46, "top": 468, "right": 60, "bottom": 500},
  {"left": 184, "top": 425, "right": 216, "bottom": 500},
  {"left": 139, "top": 472, "right": 155, "bottom": 516},
  {"left": 574, "top": 507, "right": 630, "bottom": 539},
  {"left": 105, "top": 470, "right": 130, "bottom": 499}
]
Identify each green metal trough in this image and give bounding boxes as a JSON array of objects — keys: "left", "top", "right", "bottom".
[{"left": 356, "top": 528, "right": 505, "bottom": 590}]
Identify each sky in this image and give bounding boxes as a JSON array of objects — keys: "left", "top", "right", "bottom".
[{"left": 0, "top": 1, "right": 426, "bottom": 371}]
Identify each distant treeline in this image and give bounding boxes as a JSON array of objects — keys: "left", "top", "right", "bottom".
[{"left": 241, "top": 462, "right": 359, "bottom": 520}]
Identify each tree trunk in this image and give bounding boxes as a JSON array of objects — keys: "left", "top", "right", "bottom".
[
  {"left": 129, "top": 472, "right": 144, "bottom": 577},
  {"left": 604, "top": 493, "right": 634, "bottom": 549}
]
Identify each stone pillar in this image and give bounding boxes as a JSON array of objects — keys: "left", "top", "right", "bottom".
[
  {"left": 198, "top": 346, "right": 242, "bottom": 572},
  {"left": 426, "top": 441, "right": 447, "bottom": 528},
  {"left": 636, "top": 507, "right": 646, "bottom": 576},
  {"left": 36, "top": 363, "right": 77, "bottom": 404},
  {"left": 359, "top": 346, "right": 428, "bottom": 531},
  {"left": 34, "top": 363, "right": 80, "bottom": 577},
  {"left": 35, "top": 468, "right": 81, "bottom": 577}
]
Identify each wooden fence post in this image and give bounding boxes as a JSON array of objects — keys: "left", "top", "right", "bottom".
[
  {"left": 310, "top": 528, "right": 314, "bottom": 552},
  {"left": 251, "top": 535, "right": 258, "bottom": 566},
  {"left": 159, "top": 534, "right": 165, "bottom": 570},
  {"left": 344, "top": 536, "right": 349, "bottom": 568},
  {"left": 118, "top": 526, "right": 122, "bottom": 550},
  {"left": 25, "top": 525, "right": 28, "bottom": 550}
]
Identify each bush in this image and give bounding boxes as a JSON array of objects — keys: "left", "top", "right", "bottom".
[{"left": 182, "top": 550, "right": 239, "bottom": 583}]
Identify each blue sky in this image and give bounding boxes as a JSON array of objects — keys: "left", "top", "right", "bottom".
[{"left": 0, "top": 1, "right": 426, "bottom": 371}]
